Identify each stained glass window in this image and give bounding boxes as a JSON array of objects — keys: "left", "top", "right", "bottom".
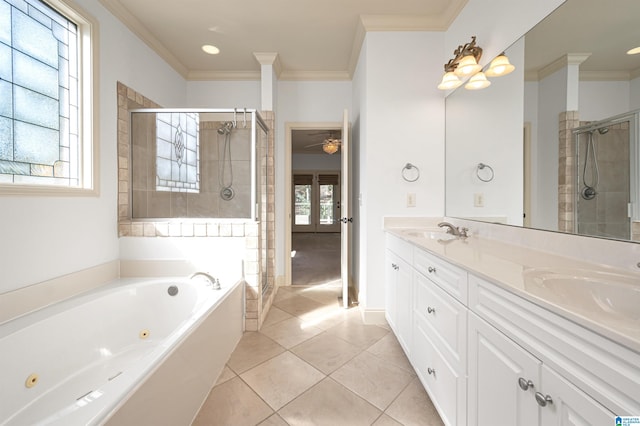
[
  {"left": 155, "top": 112, "right": 200, "bottom": 193},
  {"left": 0, "top": 0, "right": 84, "bottom": 187}
]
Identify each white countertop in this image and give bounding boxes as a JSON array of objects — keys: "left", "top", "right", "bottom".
[{"left": 385, "top": 224, "right": 640, "bottom": 354}]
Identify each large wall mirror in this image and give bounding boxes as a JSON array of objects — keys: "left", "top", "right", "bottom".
[{"left": 445, "top": 0, "right": 640, "bottom": 242}]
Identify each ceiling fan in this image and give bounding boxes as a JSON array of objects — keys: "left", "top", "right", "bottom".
[{"left": 304, "top": 131, "right": 342, "bottom": 154}]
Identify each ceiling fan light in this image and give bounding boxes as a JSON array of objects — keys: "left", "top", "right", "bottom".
[{"left": 322, "top": 141, "right": 339, "bottom": 154}]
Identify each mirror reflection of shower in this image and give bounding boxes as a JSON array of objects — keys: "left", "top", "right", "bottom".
[
  {"left": 574, "top": 112, "right": 638, "bottom": 241},
  {"left": 580, "top": 126, "right": 609, "bottom": 200},
  {"left": 218, "top": 121, "right": 235, "bottom": 201}
]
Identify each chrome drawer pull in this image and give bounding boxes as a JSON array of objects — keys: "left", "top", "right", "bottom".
[
  {"left": 427, "top": 307, "right": 436, "bottom": 314},
  {"left": 535, "top": 392, "right": 553, "bottom": 407},
  {"left": 518, "top": 377, "right": 534, "bottom": 391},
  {"left": 428, "top": 266, "right": 436, "bottom": 273},
  {"left": 427, "top": 367, "right": 436, "bottom": 376}
]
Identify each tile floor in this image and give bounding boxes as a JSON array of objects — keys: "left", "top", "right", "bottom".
[{"left": 193, "top": 282, "right": 444, "bottom": 425}]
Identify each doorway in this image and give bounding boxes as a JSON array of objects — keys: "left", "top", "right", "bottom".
[{"left": 285, "top": 123, "right": 345, "bottom": 289}]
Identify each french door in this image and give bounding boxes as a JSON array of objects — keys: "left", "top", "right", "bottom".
[{"left": 293, "top": 171, "right": 341, "bottom": 233}]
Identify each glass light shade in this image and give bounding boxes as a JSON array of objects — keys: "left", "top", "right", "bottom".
[
  {"left": 322, "top": 140, "right": 339, "bottom": 154},
  {"left": 454, "top": 55, "right": 482, "bottom": 76},
  {"left": 437, "top": 72, "right": 463, "bottom": 90},
  {"left": 465, "top": 72, "right": 491, "bottom": 90},
  {"left": 485, "top": 54, "right": 515, "bottom": 77}
]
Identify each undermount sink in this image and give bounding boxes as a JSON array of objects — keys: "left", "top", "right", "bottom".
[
  {"left": 403, "top": 230, "right": 459, "bottom": 241},
  {"left": 522, "top": 268, "right": 640, "bottom": 322}
]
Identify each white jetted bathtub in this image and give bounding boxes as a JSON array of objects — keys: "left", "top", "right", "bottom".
[{"left": 0, "top": 276, "right": 243, "bottom": 425}]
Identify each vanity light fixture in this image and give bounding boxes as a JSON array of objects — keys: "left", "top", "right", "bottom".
[
  {"left": 438, "top": 36, "right": 483, "bottom": 90},
  {"left": 485, "top": 52, "right": 515, "bottom": 77},
  {"left": 438, "top": 37, "right": 515, "bottom": 91},
  {"left": 465, "top": 71, "right": 491, "bottom": 90}
]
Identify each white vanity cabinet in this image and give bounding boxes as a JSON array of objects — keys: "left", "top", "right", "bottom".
[
  {"left": 384, "top": 229, "right": 640, "bottom": 426},
  {"left": 469, "top": 273, "right": 634, "bottom": 425},
  {"left": 385, "top": 234, "right": 413, "bottom": 354}
]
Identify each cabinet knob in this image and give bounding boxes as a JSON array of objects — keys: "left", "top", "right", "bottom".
[
  {"left": 427, "top": 307, "right": 436, "bottom": 314},
  {"left": 428, "top": 266, "right": 436, "bottom": 273},
  {"left": 391, "top": 263, "right": 399, "bottom": 270},
  {"left": 518, "top": 377, "right": 534, "bottom": 391},
  {"left": 534, "top": 392, "right": 553, "bottom": 407},
  {"left": 427, "top": 367, "right": 436, "bottom": 376}
]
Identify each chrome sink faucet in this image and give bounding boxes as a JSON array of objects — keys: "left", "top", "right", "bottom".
[
  {"left": 190, "top": 272, "right": 221, "bottom": 290},
  {"left": 437, "top": 222, "right": 469, "bottom": 238}
]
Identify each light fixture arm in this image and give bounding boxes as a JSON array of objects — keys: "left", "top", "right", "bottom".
[{"left": 443, "top": 36, "right": 483, "bottom": 73}]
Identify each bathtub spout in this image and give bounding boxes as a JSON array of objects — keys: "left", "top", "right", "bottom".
[{"left": 190, "top": 272, "right": 221, "bottom": 290}]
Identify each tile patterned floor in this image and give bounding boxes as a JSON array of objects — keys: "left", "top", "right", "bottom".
[{"left": 193, "top": 283, "right": 444, "bottom": 426}]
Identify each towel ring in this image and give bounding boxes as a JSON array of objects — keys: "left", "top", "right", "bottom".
[
  {"left": 402, "top": 163, "right": 420, "bottom": 182},
  {"left": 476, "top": 163, "right": 494, "bottom": 182}
]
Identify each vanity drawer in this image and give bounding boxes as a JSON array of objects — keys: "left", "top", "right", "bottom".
[
  {"left": 413, "top": 316, "right": 466, "bottom": 426},
  {"left": 414, "top": 248, "right": 467, "bottom": 303},
  {"left": 414, "top": 272, "right": 467, "bottom": 368}
]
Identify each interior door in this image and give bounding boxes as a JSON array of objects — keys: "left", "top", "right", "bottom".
[{"left": 341, "top": 109, "right": 351, "bottom": 308}]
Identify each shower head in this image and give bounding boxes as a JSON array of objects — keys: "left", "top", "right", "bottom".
[
  {"left": 217, "top": 121, "right": 234, "bottom": 135},
  {"left": 597, "top": 127, "right": 609, "bottom": 135}
]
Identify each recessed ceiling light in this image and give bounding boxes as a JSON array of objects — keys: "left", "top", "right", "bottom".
[
  {"left": 626, "top": 46, "right": 640, "bottom": 55},
  {"left": 202, "top": 44, "right": 220, "bottom": 55}
]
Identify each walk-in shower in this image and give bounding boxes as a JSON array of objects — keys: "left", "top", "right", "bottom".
[
  {"left": 129, "top": 109, "right": 266, "bottom": 219},
  {"left": 573, "top": 111, "right": 640, "bottom": 240}
]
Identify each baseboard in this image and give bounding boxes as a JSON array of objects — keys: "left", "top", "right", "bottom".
[{"left": 361, "top": 308, "right": 387, "bottom": 325}]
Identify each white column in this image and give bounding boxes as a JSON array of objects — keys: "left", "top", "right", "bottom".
[{"left": 253, "top": 52, "right": 280, "bottom": 111}]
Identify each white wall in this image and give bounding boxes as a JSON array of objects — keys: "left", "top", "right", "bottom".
[
  {"left": 579, "top": 80, "right": 632, "bottom": 121},
  {"left": 186, "top": 81, "right": 261, "bottom": 109},
  {"left": 0, "top": 0, "right": 187, "bottom": 294},
  {"left": 631, "top": 76, "right": 640, "bottom": 111},
  {"left": 356, "top": 31, "right": 446, "bottom": 312}
]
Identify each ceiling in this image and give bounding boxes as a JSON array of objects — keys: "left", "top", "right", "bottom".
[
  {"left": 524, "top": 0, "right": 640, "bottom": 80},
  {"left": 99, "top": 0, "right": 467, "bottom": 80}
]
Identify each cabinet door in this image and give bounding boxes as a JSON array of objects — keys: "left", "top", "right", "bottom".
[
  {"left": 538, "top": 365, "right": 616, "bottom": 426},
  {"left": 468, "top": 313, "right": 540, "bottom": 426},
  {"left": 385, "top": 250, "right": 411, "bottom": 353},
  {"left": 385, "top": 250, "right": 398, "bottom": 331}
]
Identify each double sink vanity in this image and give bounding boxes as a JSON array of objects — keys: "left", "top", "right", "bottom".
[{"left": 384, "top": 218, "right": 640, "bottom": 426}]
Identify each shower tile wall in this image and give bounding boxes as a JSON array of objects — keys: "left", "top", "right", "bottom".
[{"left": 130, "top": 118, "right": 252, "bottom": 219}]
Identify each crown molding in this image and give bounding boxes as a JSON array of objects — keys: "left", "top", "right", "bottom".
[
  {"left": 279, "top": 70, "right": 351, "bottom": 81},
  {"left": 186, "top": 71, "right": 261, "bottom": 81},
  {"left": 536, "top": 53, "right": 591, "bottom": 81},
  {"left": 98, "top": 0, "right": 188, "bottom": 78}
]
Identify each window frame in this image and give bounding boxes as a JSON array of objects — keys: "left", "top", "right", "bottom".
[{"left": 0, "top": 0, "right": 99, "bottom": 196}]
